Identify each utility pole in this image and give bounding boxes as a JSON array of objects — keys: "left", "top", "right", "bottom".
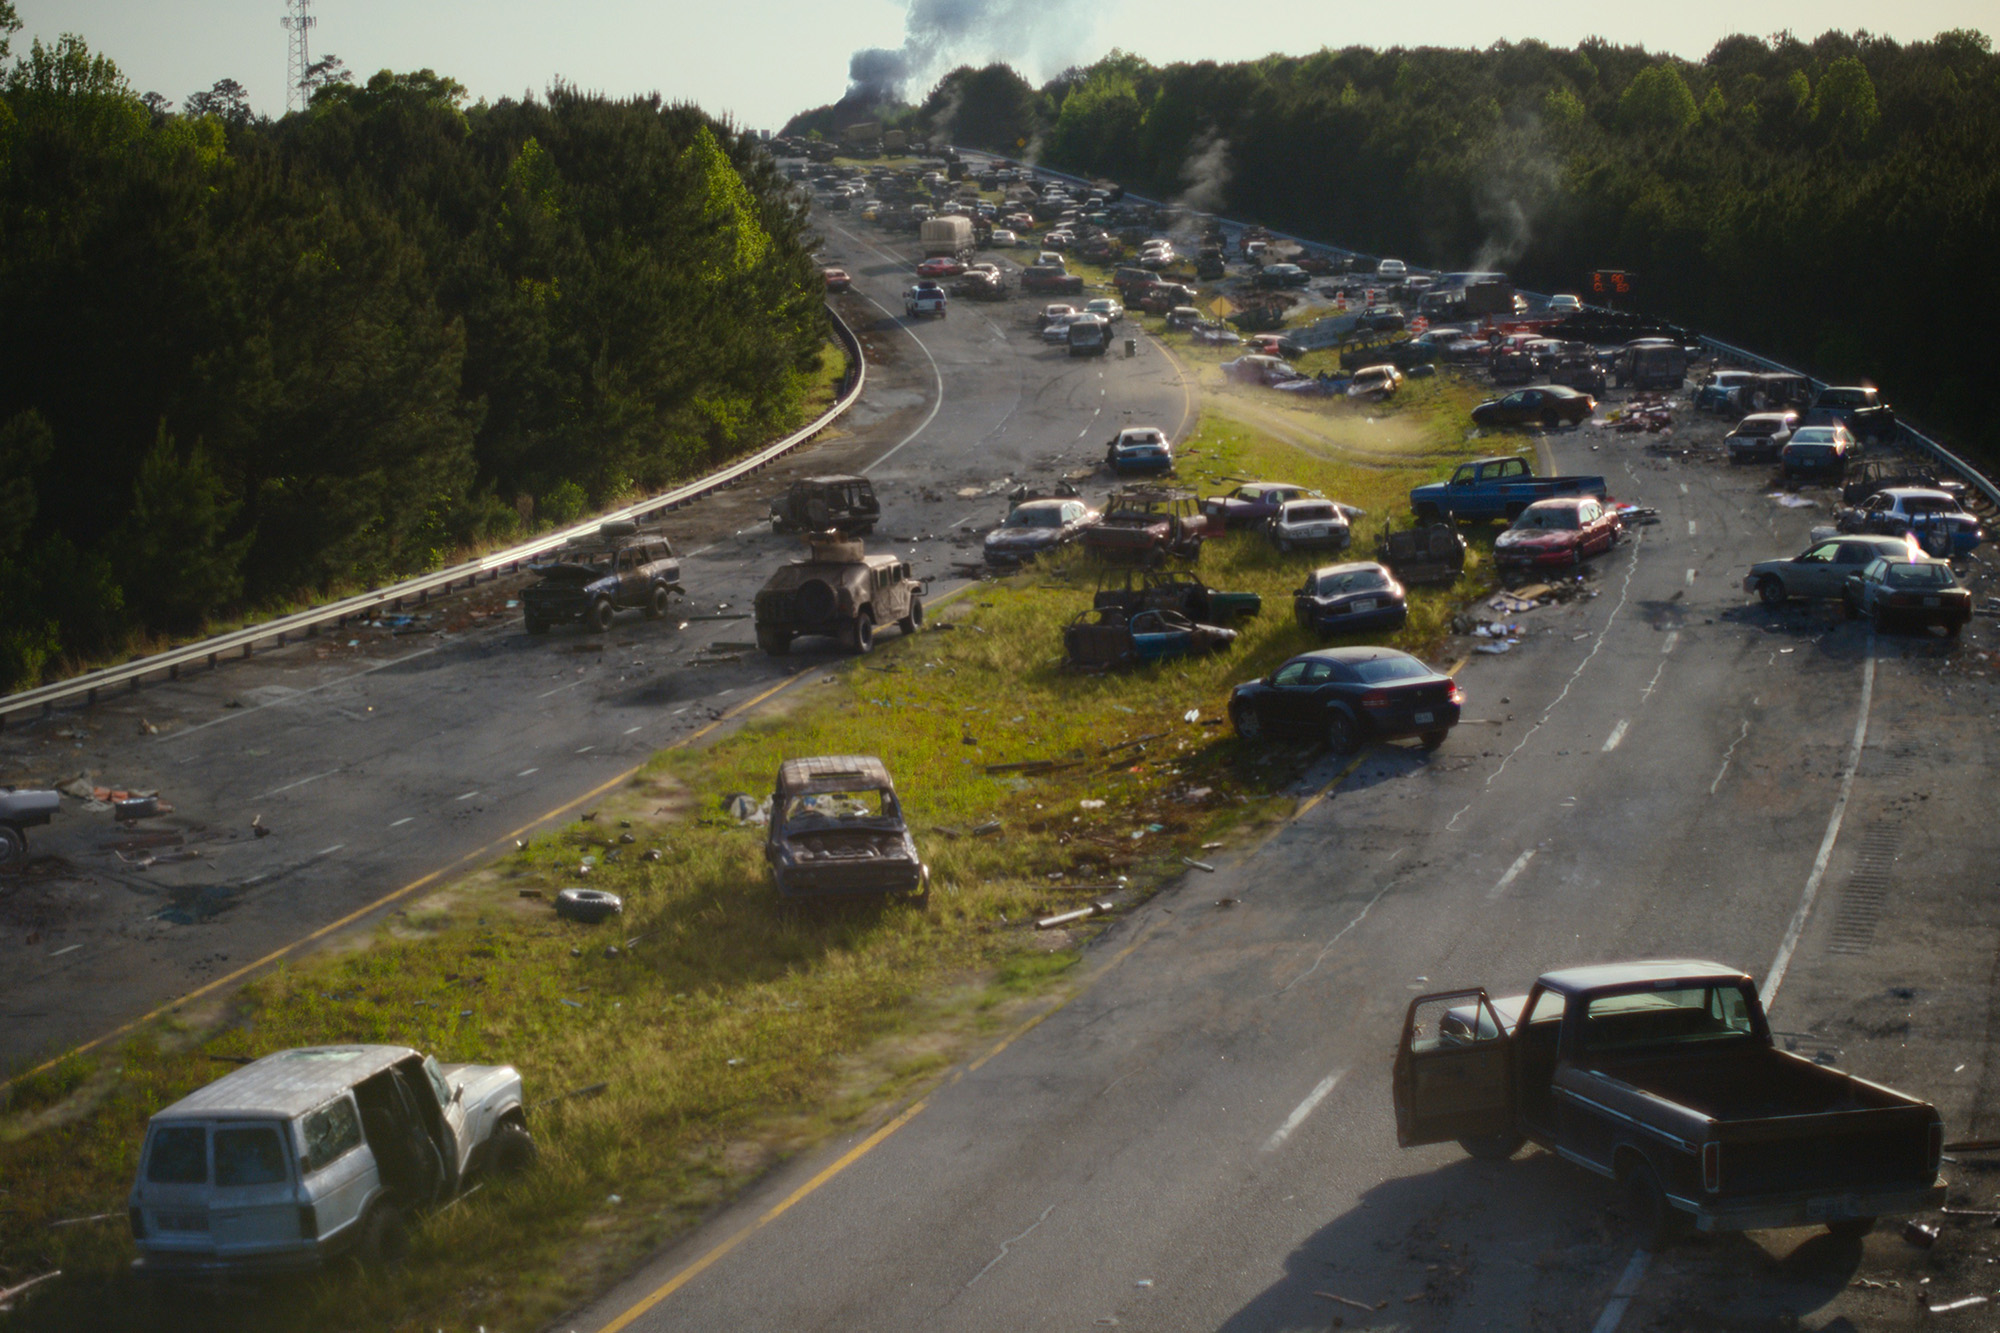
[{"left": 281, "top": 0, "right": 316, "bottom": 114}]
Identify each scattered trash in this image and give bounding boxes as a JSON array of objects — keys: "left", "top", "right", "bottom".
[
  {"left": 56, "top": 777, "right": 93, "bottom": 799},
  {"left": 114, "top": 796, "right": 161, "bottom": 822},
  {"left": 137, "top": 719, "right": 158, "bottom": 735},
  {"left": 1768, "top": 491, "right": 1817, "bottom": 509},
  {"left": 969, "top": 820, "right": 1002, "bottom": 836},
  {"left": 1215, "top": 897, "right": 1240, "bottom": 909},
  {"left": 606, "top": 1194, "right": 622, "bottom": 1204},
  {"left": 251, "top": 813, "right": 271, "bottom": 838},
  {"left": 1182, "top": 858, "right": 1216, "bottom": 873},
  {"left": 723, "top": 793, "right": 772, "bottom": 826},
  {"left": 1474, "top": 641, "right": 1514, "bottom": 655},
  {"left": 1183, "top": 708, "right": 1200, "bottom": 724},
  {"left": 1037, "top": 902, "right": 1115, "bottom": 930},
  {"left": 1079, "top": 799, "right": 1106, "bottom": 810},
  {"left": 1903, "top": 1220, "right": 1941, "bottom": 1248},
  {"left": 559, "top": 998, "right": 583, "bottom": 1009}
]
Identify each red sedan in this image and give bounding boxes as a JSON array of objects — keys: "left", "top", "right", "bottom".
[
  {"left": 823, "top": 267, "right": 851, "bottom": 292},
  {"left": 1493, "top": 496, "right": 1620, "bottom": 568},
  {"left": 916, "top": 256, "right": 964, "bottom": 278}
]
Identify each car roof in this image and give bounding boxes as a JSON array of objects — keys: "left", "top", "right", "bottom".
[
  {"left": 1288, "top": 643, "right": 1421, "bottom": 668},
  {"left": 1013, "top": 498, "right": 1072, "bottom": 511},
  {"left": 1878, "top": 487, "right": 1954, "bottom": 502},
  {"left": 1819, "top": 534, "right": 1915, "bottom": 552},
  {"left": 1537, "top": 960, "right": 1750, "bottom": 995},
  {"left": 1306, "top": 562, "right": 1391, "bottom": 580},
  {"left": 776, "top": 755, "right": 894, "bottom": 795},
  {"left": 151, "top": 1045, "right": 420, "bottom": 1123},
  {"left": 1525, "top": 495, "right": 1590, "bottom": 510},
  {"left": 1735, "top": 412, "right": 1795, "bottom": 426}
]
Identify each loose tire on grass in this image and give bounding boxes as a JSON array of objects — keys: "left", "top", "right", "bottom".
[{"left": 555, "top": 888, "right": 623, "bottom": 924}]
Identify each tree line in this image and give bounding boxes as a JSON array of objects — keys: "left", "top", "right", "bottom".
[
  {"left": 0, "top": 8, "right": 825, "bottom": 689},
  {"left": 792, "top": 30, "right": 1998, "bottom": 466}
]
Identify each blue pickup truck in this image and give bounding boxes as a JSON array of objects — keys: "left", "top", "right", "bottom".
[{"left": 1409, "top": 456, "right": 1608, "bottom": 524}]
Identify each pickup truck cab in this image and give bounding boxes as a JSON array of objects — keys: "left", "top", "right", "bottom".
[
  {"left": 1394, "top": 961, "right": 1944, "bottom": 1242},
  {"left": 1805, "top": 385, "right": 1897, "bottom": 443},
  {"left": 1409, "top": 456, "right": 1608, "bottom": 525}
]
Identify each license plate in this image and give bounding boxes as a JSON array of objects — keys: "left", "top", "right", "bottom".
[
  {"left": 1924, "top": 597, "right": 1941, "bottom": 608},
  {"left": 1413, "top": 711, "right": 1434, "bottom": 724},
  {"left": 158, "top": 1212, "right": 209, "bottom": 1232},
  {"left": 1352, "top": 599, "right": 1376, "bottom": 612}
]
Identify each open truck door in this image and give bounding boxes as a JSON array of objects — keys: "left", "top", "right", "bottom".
[{"left": 1393, "top": 989, "right": 1515, "bottom": 1148}]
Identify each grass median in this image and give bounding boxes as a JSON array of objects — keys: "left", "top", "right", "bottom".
[{"left": 0, "top": 372, "right": 1505, "bottom": 1332}]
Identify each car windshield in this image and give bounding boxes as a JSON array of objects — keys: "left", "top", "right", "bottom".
[
  {"left": 1349, "top": 655, "right": 1427, "bottom": 683},
  {"left": 1316, "top": 569, "right": 1389, "bottom": 596},
  {"left": 1578, "top": 985, "right": 1756, "bottom": 1053},
  {"left": 1791, "top": 428, "right": 1837, "bottom": 444},
  {"left": 1883, "top": 562, "right": 1954, "bottom": 587},
  {"left": 1004, "top": 507, "right": 1064, "bottom": 528},
  {"left": 1514, "top": 507, "right": 1580, "bottom": 531},
  {"left": 784, "top": 789, "right": 891, "bottom": 825}
]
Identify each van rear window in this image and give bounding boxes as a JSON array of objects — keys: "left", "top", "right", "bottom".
[
  {"left": 147, "top": 1125, "right": 208, "bottom": 1184},
  {"left": 214, "top": 1126, "right": 289, "bottom": 1186}
]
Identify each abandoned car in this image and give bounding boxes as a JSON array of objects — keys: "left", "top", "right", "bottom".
[
  {"left": 769, "top": 475, "right": 880, "bottom": 536},
  {"left": 522, "top": 522, "right": 681, "bottom": 634},
  {"left": 765, "top": 756, "right": 928, "bottom": 902},
  {"left": 1064, "top": 607, "right": 1236, "bottom": 670}
]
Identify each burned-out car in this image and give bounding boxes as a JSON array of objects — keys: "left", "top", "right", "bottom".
[
  {"left": 129, "top": 1045, "right": 533, "bottom": 1276},
  {"left": 770, "top": 475, "right": 880, "bottom": 535},
  {"left": 1080, "top": 488, "right": 1212, "bottom": 565},
  {"left": 1376, "top": 523, "right": 1467, "bottom": 586},
  {"left": 1064, "top": 607, "right": 1236, "bottom": 670},
  {"left": 523, "top": 523, "right": 681, "bottom": 634},
  {"left": 765, "top": 756, "right": 927, "bottom": 902},
  {"left": 754, "top": 536, "right": 923, "bottom": 655},
  {"left": 1093, "top": 569, "right": 1261, "bottom": 625}
]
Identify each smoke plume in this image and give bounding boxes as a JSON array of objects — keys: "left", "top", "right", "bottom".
[
  {"left": 1173, "top": 129, "right": 1232, "bottom": 213},
  {"left": 848, "top": 0, "right": 1098, "bottom": 104},
  {"left": 1469, "top": 120, "right": 1560, "bottom": 273}
]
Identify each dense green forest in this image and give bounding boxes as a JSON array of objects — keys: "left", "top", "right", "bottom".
[
  {"left": 0, "top": 8, "right": 826, "bottom": 689},
  {"left": 795, "top": 30, "right": 1997, "bottom": 462}
]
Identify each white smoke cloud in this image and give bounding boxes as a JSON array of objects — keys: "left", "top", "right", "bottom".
[
  {"left": 1174, "top": 129, "right": 1231, "bottom": 213},
  {"left": 848, "top": 0, "right": 1100, "bottom": 103}
]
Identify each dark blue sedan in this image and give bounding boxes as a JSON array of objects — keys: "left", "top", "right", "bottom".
[
  {"left": 1229, "top": 646, "right": 1462, "bottom": 754},
  {"left": 1293, "top": 562, "right": 1409, "bottom": 636}
]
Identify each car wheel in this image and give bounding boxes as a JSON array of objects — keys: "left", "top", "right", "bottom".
[
  {"left": 849, "top": 613, "right": 875, "bottom": 655},
  {"left": 756, "top": 628, "right": 792, "bottom": 656},
  {"left": 898, "top": 596, "right": 924, "bottom": 636},
  {"left": 1231, "top": 704, "right": 1262, "bottom": 740},
  {"left": 1757, "top": 577, "right": 1786, "bottom": 608},
  {"left": 1458, "top": 1131, "right": 1524, "bottom": 1161},
  {"left": 359, "top": 1202, "right": 410, "bottom": 1271},
  {"left": 488, "top": 1122, "right": 538, "bottom": 1176},
  {"left": 1620, "top": 1159, "right": 1681, "bottom": 1249},
  {"left": 1325, "top": 711, "right": 1361, "bottom": 755},
  {"left": 0, "top": 825, "right": 24, "bottom": 868},
  {"left": 1420, "top": 730, "right": 1449, "bottom": 751},
  {"left": 588, "top": 598, "right": 616, "bottom": 633},
  {"left": 644, "top": 584, "right": 672, "bottom": 619}
]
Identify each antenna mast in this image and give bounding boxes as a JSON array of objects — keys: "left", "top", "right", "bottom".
[{"left": 280, "top": 0, "right": 316, "bottom": 113}]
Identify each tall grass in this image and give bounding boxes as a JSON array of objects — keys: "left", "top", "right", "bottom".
[{"left": 0, "top": 384, "right": 1495, "bottom": 1333}]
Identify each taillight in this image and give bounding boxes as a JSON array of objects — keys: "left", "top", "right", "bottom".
[
  {"left": 1702, "top": 1142, "right": 1721, "bottom": 1193},
  {"left": 1360, "top": 691, "right": 1392, "bottom": 709},
  {"left": 1448, "top": 683, "right": 1466, "bottom": 706},
  {"left": 298, "top": 1203, "right": 318, "bottom": 1241},
  {"left": 129, "top": 1206, "right": 146, "bottom": 1240}
]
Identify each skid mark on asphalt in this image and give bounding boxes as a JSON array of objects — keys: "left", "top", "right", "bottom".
[
  {"left": 966, "top": 1203, "right": 1057, "bottom": 1286},
  {"left": 1710, "top": 717, "right": 1751, "bottom": 794},
  {"left": 1445, "top": 530, "right": 1646, "bottom": 832}
]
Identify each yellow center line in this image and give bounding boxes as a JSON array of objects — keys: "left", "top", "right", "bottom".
[{"left": 2, "top": 668, "right": 817, "bottom": 1093}]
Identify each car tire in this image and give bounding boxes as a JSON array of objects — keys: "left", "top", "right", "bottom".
[
  {"left": 0, "top": 824, "right": 25, "bottom": 868},
  {"left": 645, "top": 584, "right": 672, "bottom": 619},
  {"left": 898, "top": 596, "right": 924, "bottom": 636},
  {"left": 588, "top": 598, "right": 616, "bottom": 633},
  {"left": 555, "top": 888, "right": 623, "bottom": 924},
  {"left": 1231, "top": 704, "right": 1262, "bottom": 740},
  {"left": 359, "top": 1202, "right": 409, "bottom": 1271},
  {"left": 1458, "top": 1131, "right": 1524, "bottom": 1161},
  {"left": 1325, "top": 711, "right": 1361, "bottom": 755},
  {"left": 488, "top": 1122, "right": 538, "bottom": 1177},
  {"left": 1757, "top": 577, "right": 1786, "bottom": 608},
  {"left": 1620, "top": 1159, "right": 1681, "bottom": 1249},
  {"left": 1540, "top": 411, "right": 1559, "bottom": 431},
  {"left": 756, "top": 628, "right": 792, "bottom": 656},
  {"left": 1420, "top": 730, "right": 1449, "bottom": 751},
  {"left": 849, "top": 613, "right": 874, "bottom": 655}
]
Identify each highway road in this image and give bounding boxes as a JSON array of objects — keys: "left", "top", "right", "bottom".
[
  {"left": 567, "top": 405, "right": 2000, "bottom": 1330},
  {"left": 0, "top": 218, "right": 1192, "bottom": 1070}
]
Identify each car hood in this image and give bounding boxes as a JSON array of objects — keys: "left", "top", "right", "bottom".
[
  {"left": 532, "top": 564, "right": 614, "bottom": 588},
  {"left": 986, "top": 527, "right": 1062, "bottom": 548},
  {"left": 1495, "top": 528, "right": 1575, "bottom": 547}
]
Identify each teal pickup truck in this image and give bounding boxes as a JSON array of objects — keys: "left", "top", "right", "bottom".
[{"left": 1410, "top": 456, "right": 1607, "bottom": 524}]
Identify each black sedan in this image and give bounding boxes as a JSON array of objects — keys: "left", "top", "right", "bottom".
[
  {"left": 1470, "top": 384, "right": 1597, "bottom": 429},
  {"left": 1229, "top": 646, "right": 1463, "bottom": 754},
  {"left": 1293, "top": 561, "right": 1408, "bottom": 637}
]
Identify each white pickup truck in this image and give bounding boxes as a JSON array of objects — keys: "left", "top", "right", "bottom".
[{"left": 129, "top": 1044, "right": 533, "bottom": 1275}]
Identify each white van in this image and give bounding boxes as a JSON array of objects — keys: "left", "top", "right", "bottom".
[{"left": 128, "top": 1045, "right": 531, "bottom": 1276}]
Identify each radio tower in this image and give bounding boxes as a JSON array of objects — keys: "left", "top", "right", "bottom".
[{"left": 280, "top": 0, "right": 316, "bottom": 113}]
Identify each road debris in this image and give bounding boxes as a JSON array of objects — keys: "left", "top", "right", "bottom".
[
  {"left": 1902, "top": 1220, "right": 1940, "bottom": 1247},
  {"left": 1036, "top": 901, "right": 1114, "bottom": 930},
  {"left": 1924, "top": 1295, "right": 1988, "bottom": 1312},
  {"left": 1182, "top": 858, "right": 1216, "bottom": 872},
  {"left": 1313, "top": 1292, "right": 1386, "bottom": 1312}
]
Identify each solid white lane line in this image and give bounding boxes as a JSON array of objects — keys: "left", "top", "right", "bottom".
[
  {"left": 314, "top": 844, "right": 344, "bottom": 857},
  {"left": 516, "top": 767, "right": 538, "bottom": 777},
  {"left": 455, "top": 790, "right": 479, "bottom": 801},
  {"left": 160, "top": 649, "right": 437, "bottom": 740},
  {"left": 250, "top": 768, "right": 342, "bottom": 800},
  {"left": 1590, "top": 1249, "right": 1653, "bottom": 1333},
  {"left": 1661, "top": 630, "right": 1679, "bottom": 654},
  {"left": 1263, "top": 1069, "right": 1345, "bottom": 1152},
  {"left": 1602, "top": 720, "right": 1629, "bottom": 752},
  {"left": 1486, "top": 849, "right": 1537, "bottom": 900},
  {"left": 1760, "top": 636, "right": 1878, "bottom": 1009},
  {"left": 537, "top": 679, "right": 586, "bottom": 699},
  {"left": 389, "top": 817, "right": 414, "bottom": 828}
]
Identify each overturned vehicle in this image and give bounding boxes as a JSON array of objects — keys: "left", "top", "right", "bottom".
[{"left": 765, "top": 756, "right": 928, "bottom": 903}]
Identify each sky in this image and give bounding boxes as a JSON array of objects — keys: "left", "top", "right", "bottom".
[{"left": 15, "top": 0, "right": 1995, "bottom": 131}]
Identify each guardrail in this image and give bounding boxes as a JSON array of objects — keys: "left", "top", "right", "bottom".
[{"left": 0, "top": 306, "right": 868, "bottom": 728}]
